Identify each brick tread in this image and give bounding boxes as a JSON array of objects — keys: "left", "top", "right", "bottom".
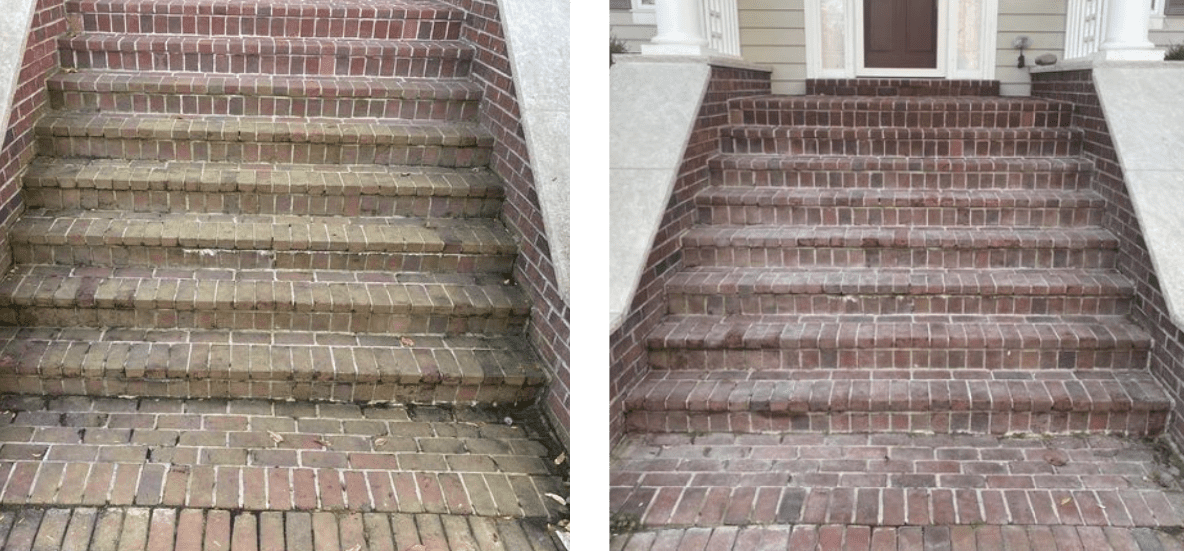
[
  {"left": 0, "top": 265, "right": 529, "bottom": 334},
  {"left": 611, "top": 432, "right": 1184, "bottom": 529},
  {"left": 721, "top": 126, "right": 1082, "bottom": 157},
  {"left": 696, "top": 187, "right": 1103, "bottom": 227},
  {"left": 0, "top": 327, "right": 544, "bottom": 404},
  {"left": 807, "top": 78, "right": 1002, "bottom": 96},
  {"left": 648, "top": 314, "right": 1150, "bottom": 352},
  {"left": 730, "top": 95, "right": 1073, "bottom": 128},
  {"left": 666, "top": 267, "right": 1134, "bottom": 316},
  {"left": 0, "top": 395, "right": 566, "bottom": 518},
  {"left": 59, "top": 34, "right": 473, "bottom": 77},
  {"left": 613, "top": 526, "right": 1184, "bottom": 551},
  {"left": 685, "top": 226, "right": 1118, "bottom": 249},
  {"left": 0, "top": 507, "right": 562, "bottom": 551},
  {"left": 709, "top": 154, "right": 1094, "bottom": 190},
  {"left": 49, "top": 71, "right": 482, "bottom": 120}
]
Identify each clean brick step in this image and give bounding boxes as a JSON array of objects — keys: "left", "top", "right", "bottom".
[
  {"left": 665, "top": 267, "right": 1134, "bottom": 316},
  {"left": 646, "top": 315, "right": 1151, "bottom": 370},
  {"left": 622, "top": 369, "right": 1170, "bottom": 436},
  {"left": 49, "top": 71, "right": 481, "bottom": 121},
  {"left": 695, "top": 187, "right": 1103, "bottom": 227},
  {"left": 0, "top": 395, "right": 566, "bottom": 519},
  {"left": 59, "top": 34, "right": 472, "bottom": 78},
  {"left": 0, "top": 327, "right": 544, "bottom": 405},
  {"left": 729, "top": 96, "right": 1073, "bottom": 128},
  {"left": 721, "top": 126, "right": 1082, "bottom": 157},
  {"left": 35, "top": 112, "right": 492, "bottom": 168},
  {"left": 10, "top": 211, "right": 517, "bottom": 272},
  {"left": 67, "top": 0, "right": 466, "bottom": 40},
  {"left": 611, "top": 432, "right": 1184, "bottom": 530},
  {"left": 0, "top": 266, "right": 529, "bottom": 335},
  {"left": 709, "top": 155, "right": 1095, "bottom": 190},
  {"left": 22, "top": 159, "right": 505, "bottom": 217},
  {"left": 682, "top": 226, "right": 1119, "bottom": 269}
]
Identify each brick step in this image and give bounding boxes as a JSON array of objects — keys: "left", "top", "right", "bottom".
[
  {"left": 721, "top": 126, "right": 1082, "bottom": 157},
  {"left": 806, "top": 78, "right": 1001, "bottom": 96},
  {"left": 728, "top": 95, "right": 1073, "bottom": 128},
  {"left": 682, "top": 226, "right": 1119, "bottom": 269},
  {"left": 59, "top": 34, "right": 472, "bottom": 78},
  {"left": 35, "top": 112, "right": 492, "bottom": 168},
  {"left": 9, "top": 211, "right": 516, "bottom": 272},
  {"left": 0, "top": 508, "right": 564, "bottom": 551},
  {"left": 646, "top": 315, "right": 1151, "bottom": 370},
  {"left": 0, "top": 395, "right": 566, "bottom": 519},
  {"left": 0, "top": 328, "right": 545, "bottom": 405},
  {"left": 665, "top": 267, "right": 1135, "bottom": 316},
  {"left": 695, "top": 187, "right": 1103, "bottom": 227},
  {"left": 0, "top": 266, "right": 529, "bottom": 335},
  {"left": 49, "top": 71, "right": 481, "bottom": 121},
  {"left": 611, "top": 432, "right": 1184, "bottom": 530},
  {"left": 622, "top": 370, "right": 1169, "bottom": 436},
  {"left": 67, "top": 0, "right": 465, "bottom": 40},
  {"left": 709, "top": 155, "right": 1094, "bottom": 190},
  {"left": 22, "top": 159, "right": 505, "bottom": 217}
]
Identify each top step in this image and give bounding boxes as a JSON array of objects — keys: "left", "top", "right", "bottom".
[
  {"left": 807, "top": 79, "right": 1000, "bottom": 97},
  {"left": 66, "top": 0, "right": 465, "bottom": 40}
]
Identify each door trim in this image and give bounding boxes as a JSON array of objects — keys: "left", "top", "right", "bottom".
[{"left": 855, "top": 0, "right": 947, "bottom": 77}]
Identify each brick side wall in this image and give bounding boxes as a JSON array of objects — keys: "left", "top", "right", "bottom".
[
  {"left": 0, "top": 0, "right": 66, "bottom": 272},
  {"left": 1031, "top": 70, "right": 1184, "bottom": 449},
  {"left": 609, "top": 64, "right": 771, "bottom": 448},
  {"left": 442, "top": 0, "right": 571, "bottom": 448}
]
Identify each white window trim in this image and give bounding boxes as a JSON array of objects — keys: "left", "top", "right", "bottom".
[{"left": 631, "top": 0, "right": 657, "bottom": 25}]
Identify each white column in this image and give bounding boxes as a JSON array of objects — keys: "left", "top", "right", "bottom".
[
  {"left": 1096, "top": 0, "right": 1164, "bottom": 60},
  {"left": 641, "top": 0, "right": 709, "bottom": 55}
]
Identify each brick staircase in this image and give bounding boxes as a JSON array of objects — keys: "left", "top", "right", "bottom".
[
  {"left": 0, "top": 1, "right": 565, "bottom": 548},
  {"left": 612, "top": 79, "right": 1184, "bottom": 546}
]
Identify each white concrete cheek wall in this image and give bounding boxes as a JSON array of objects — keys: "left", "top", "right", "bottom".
[
  {"left": 0, "top": 2, "right": 37, "bottom": 143},
  {"left": 497, "top": 0, "right": 571, "bottom": 302}
]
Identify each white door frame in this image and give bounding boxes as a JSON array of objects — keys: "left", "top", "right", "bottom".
[{"left": 806, "top": 0, "right": 998, "bottom": 80}]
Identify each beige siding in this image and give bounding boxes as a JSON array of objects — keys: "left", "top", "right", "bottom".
[
  {"left": 996, "top": 0, "right": 1067, "bottom": 96},
  {"left": 738, "top": 0, "right": 806, "bottom": 94},
  {"left": 610, "top": 10, "right": 657, "bottom": 53},
  {"left": 1151, "top": 16, "right": 1184, "bottom": 50}
]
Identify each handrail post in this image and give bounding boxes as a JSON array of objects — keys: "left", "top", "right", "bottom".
[{"left": 641, "top": 0, "right": 710, "bottom": 55}]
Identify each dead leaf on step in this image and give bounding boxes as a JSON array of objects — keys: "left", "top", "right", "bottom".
[
  {"left": 345, "top": 545, "right": 361, "bottom": 551},
  {"left": 400, "top": 336, "right": 415, "bottom": 347},
  {"left": 544, "top": 493, "right": 567, "bottom": 506},
  {"left": 553, "top": 452, "right": 566, "bottom": 465},
  {"left": 313, "top": 438, "right": 331, "bottom": 449},
  {"left": 1060, "top": 497, "right": 1073, "bottom": 506},
  {"left": 268, "top": 431, "right": 284, "bottom": 444},
  {"left": 374, "top": 437, "right": 388, "bottom": 447}
]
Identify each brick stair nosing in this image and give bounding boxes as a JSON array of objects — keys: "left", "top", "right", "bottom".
[
  {"left": 68, "top": 0, "right": 467, "bottom": 40},
  {"left": 727, "top": 95, "right": 1074, "bottom": 128},
  {"left": 49, "top": 71, "right": 483, "bottom": 121},
  {"left": 720, "top": 126, "right": 1083, "bottom": 157},
  {"left": 621, "top": 369, "right": 1170, "bottom": 436},
  {"left": 806, "top": 78, "right": 1002, "bottom": 96},
  {"left": 665, "top": 267, "right": 1135, "bottom": 316},
  {"left": 708, "top": 154, "right": 1095, "bottom": 190},
  {"left": 0, "top": 327, "right": 546, "bottom": 405},
  {"left": 0, "top": 266, "right": 530, "bottom": 335},
  {"left": 59, "top": 34, "right": 474, "bottom": 78}
]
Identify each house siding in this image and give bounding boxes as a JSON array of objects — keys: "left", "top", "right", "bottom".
[
  {"left": 738, "top": 0, "right": 807, "bottom": 94},
  {"left": 996, "top": 0, "right": 1067, "bottom": 96},
  {"left": 611, "top": 9, "right": 658, "bottom": 52}
]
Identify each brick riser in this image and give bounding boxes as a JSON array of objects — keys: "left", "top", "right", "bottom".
[
  {"left": 807, "top": 78, "right": 1001, "bottom": 96},
  {"left": 729, "top": 96, "right": 1074, "bottom": 128}
]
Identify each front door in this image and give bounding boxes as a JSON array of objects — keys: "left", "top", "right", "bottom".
[{"left": 863, "top": 0, "right": 938, "bottom": 69}]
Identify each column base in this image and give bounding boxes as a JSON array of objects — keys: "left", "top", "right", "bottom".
[
  {"left": 1095, "top": 48, "right": 1166, "bottom": 62},
  {"left": 640, "top": 43, "right": 712, "bottom": 56}
]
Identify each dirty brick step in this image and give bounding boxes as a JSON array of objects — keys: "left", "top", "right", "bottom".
[
  {"left": 49, "top": 71, "right": 482, "bottom": 121},
  {"left": 695, "top": 187, "right": 1104, "bottom": 227},
  {"left": 36, "top": 112, "right": 492, "bottom": 168},
  {"left": 613, "top": 525, "right": 1184, "bottom": 551},
  {"left": 721, "top": 126, "right": 1082, "bottom": 157},
  {"left": 10, "top": 212, "right": 517, "bottom": 271},
  {"left": 709, "top": 155, "right": 1095, "bottom": 190},
  {"left": 23, "top": 159, "right": 504, "bottom": 217},
  {"left": 610, "top": 433, "right": 1184, "bottom": 530},
  {"left": 682, "top": 226, "right": 1119, "bottom": 269},
  {"left": 0, "top": 266, "right": 529, "bottom": 335},
  {"left": 68, "top": 0, "right": 466, "bottom": 40},
  {"left": 623, "top": 369, "right": 1169, "bottom": 435},
  {"left": 666, "top": 267, "right": 1134, "bottom": 316},
  {"left": 647, "top": 315, "right": 1151, "bottom": 370},
  {"left": 807, "top": 78, "right": 1002, "bottom": 97},
  {"left": 0, "top": 507, "right": 560, "bottom": 551},
  {"left": 729, "top": 96, "right": 1074, "bottom": 129},
  {"left": 0, "top": 395, "right": 566, "bottom": 518},
  {"left": 0, "top": 327, "right": 544, "bottom": 404},
  {"left": 59, "top": 34, "right": 473, "bottom": 78}
]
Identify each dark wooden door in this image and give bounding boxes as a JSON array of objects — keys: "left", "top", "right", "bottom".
[{"left": 864, "top": 0, "right": 938, "bottom": 69}]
